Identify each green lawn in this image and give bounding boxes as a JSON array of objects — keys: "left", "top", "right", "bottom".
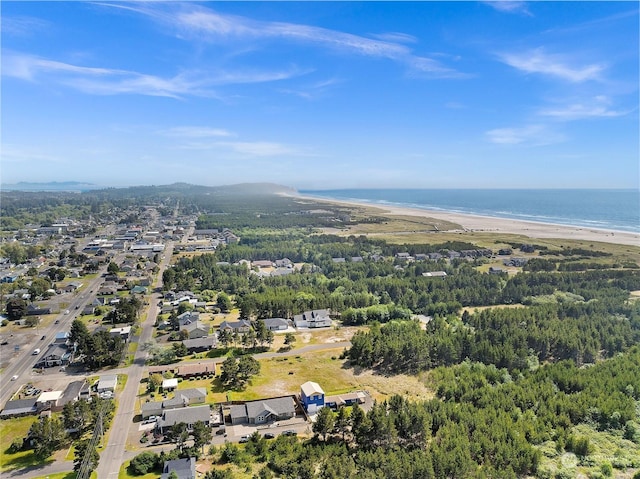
[
  {"left": 0, "top": 415, "right": 41, "bottom": 471},
  {"left": 118, "top": 460, "right": 161, "bottom": 479}
]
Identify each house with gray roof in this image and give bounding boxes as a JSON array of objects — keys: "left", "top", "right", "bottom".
[
  {"left": 182, "top": 336, "right": 217, "bottom": 353},
  {"left": 141, "top": 388, "right": 206, "bottom": 419},
  {"left": 157, "top": 404, "right": 210, "bottom": 434},
  {"left": 218, "top": 319, "right": 251, "bottom": 334},
  {"left": 161, "top": 457, "right": 196, "bottom": 479},
  {"left": 293, "top": 309, "right": 332, "bottom": 329},
  {"left": 229, "top": 396, "right": 296, "bottom": 425},
  {"left": 261, "top": 318, "right": 290, "bottom": 331},
  {"left": 0, "top": 398, "right": 39, "bottom": 418}
]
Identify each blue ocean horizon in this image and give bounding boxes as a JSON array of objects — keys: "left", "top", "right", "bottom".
[{"left": 300, "top": 189, "right": 640, "bottom": 234}]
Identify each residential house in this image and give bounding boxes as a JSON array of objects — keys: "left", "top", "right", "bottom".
[
  {"left": 261, "top": 318, "right": 290, "bottom": 331},
  {"left": 182, "top": 336, "right": 217, "bottom": 353},
  {"left": 109, "top": 326, "right": 132, "bottom": 341},
  {"left": 178, "top": 312, "right": 209, "bottom": 339},
  {"left": 141, "top": 388, "right": 206, "bottom": 419},
  {"left": 97, "top": 375, "right": 118, "bottom": 393},
  {"left": 156, "top": 405, "right": 210, "bottom": 434},
  {"left": 230, "top": 397, "right": 296, "bottom": 425},
  {"left": 300, "top": 381, "right": 325, "bottom": 413},
  {"left": 0, "top": 398, "right": 39, "bottom": 418},
  {"left": 422, "top": 271, "right": 448, "bottom": 278},
  {"left": 35, "top": 343, "right": 73, "bottom": 368},
  {"left": 161, "top": 458, "right": 196, "bottom": 479},
  {"left": 274, "top": 258, "right": 293, "bottom": 268},
  {"left": 293, "top": 310, "right": 332, "bottom": 329},
  {"left": 26, "top": 304, "right": 53, "bottom": 316},
  {"left": 324, "top": 391, "right": 368, "bottom": 409},
  {"left": 176, "top": 363, "right": 216, "bottom": 379},
  {"left": 162, "top": 378, "right": 178, "bottom": 391},
  {"left": 218, "top": 319, "right": 251, "bottom": 334}
]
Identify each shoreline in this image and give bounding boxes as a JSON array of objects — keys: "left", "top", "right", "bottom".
[{"left": 292, "top": 192, "right": 640, "bottom": 247}]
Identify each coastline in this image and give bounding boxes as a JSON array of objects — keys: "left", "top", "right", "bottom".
[{"left": 293, "top": 192, "right": 640, "bottom": 247}]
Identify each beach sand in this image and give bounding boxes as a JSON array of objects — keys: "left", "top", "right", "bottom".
[{"left": 294, "top": 193, "right": 640, "bottom": 247}]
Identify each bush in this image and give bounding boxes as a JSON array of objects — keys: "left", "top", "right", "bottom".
[{"left": 129, "top": 451, "right": 160, "bottom": 475}]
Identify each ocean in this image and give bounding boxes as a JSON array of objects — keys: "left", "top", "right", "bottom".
[{"left": 300, "top": 189, "right": 640, "bottom": 234}]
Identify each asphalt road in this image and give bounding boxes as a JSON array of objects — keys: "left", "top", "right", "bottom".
[
  {"left": 0, "top": 264, "right": 110, "bottom": 407},
  {"left": 95, "top": 241, "right": 174, "bottom": 478}
]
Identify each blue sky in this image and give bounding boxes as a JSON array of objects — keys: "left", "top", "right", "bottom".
[{"left": 1, "top": 1, "right": 638, "bottom": 189}]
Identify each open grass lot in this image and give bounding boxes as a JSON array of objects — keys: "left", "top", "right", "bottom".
[
  {"left": 118, "top": 461, "right": 160, "bottom": 479},
  {"left": 0, "top": 415, "right": 69, "bottom": 472},
  {"left": 344, "top": 214, "right": 462, "bottom": 235},
  {"left": 226, "top": 348, "right": 434, "bottom": 403}
]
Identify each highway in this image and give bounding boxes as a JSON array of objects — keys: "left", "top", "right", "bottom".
[{"left": 0, "top": 263, "right": 110, "bottom": 407}]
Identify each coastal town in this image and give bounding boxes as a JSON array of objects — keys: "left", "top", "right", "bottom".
[{"left": 0, "top": 186, "right": 639, "bottom": 478}]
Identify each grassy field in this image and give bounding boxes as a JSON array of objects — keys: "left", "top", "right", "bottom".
[
  {"left": 0, "top": 415, "right": 39, "bottom": 471},
  {"left": 227, "top": 348, "right": 433, "bottom": 403}
]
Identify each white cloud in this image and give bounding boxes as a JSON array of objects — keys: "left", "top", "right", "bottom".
[
  {"left": 279, "top": 77, "right": 343, "bottom": 99},
  {"left": 486, "top": 124, "right": 565, "bottom": 146},
  {"left": 499, "top": 48, "right": 605, "bottom": 82},
  {"left": 162, "top": 126, "right": 234, "bottom": 138},
  {"left": 483, "top": 1, "right": 532, "bottom": 15},
  {"left": 2, "top": 52, "right": 305, "bottom": 98},
  {"left": 101, "top": 2, "right": 463, "bottom": 78},
  {"left": 538, "top": 97, "right": 631, "bottom": 120}
]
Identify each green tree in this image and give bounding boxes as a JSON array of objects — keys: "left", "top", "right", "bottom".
[
  {"left": 220, "top": 356, "right": 240, "bottom": 388},
  {"left": 62, "top": 399, "right": 91, "bottom": 432},
  {"left": 129, "top": 451, "right": 160, "bottom": 475},
  {"left": 192, "top": 420, "right": 212, "bottom": 451},
  {"left": 2, "top": 242, "right": 27, "bottom": 264},
  {"left": 5, "top": 297, "right": 27, "bottom": 320},
  {"left": 107, "top": 261, "right": 120, "bottom": 274},
  {"left": 28, "top": 416, "right": 68, "bottom": 458},
  {"left": 218, "top": 328, "right": 233, "bottom": 348},
  {"left": 29, "top": 277, "right": 52, "bottom": 298},
  {"left": 313, "top": 406, "right": 335, "bottom": 441},
  {"left": 217, "top": 293, "right": 232, "bottom": 313},
  {"left": 73, "top": 438, "right": 99, "bottom": 474},
  {"left": 148, "top": 373, "right": 163, "bottom": 392},
  {"left": 284, "top": 332, "right": 296, "bottom": 348},
  {"left": 334, "top": 407, "right": 351, "bottom": 442},
  {"left": 24, "top": 316, "right": 40, "bottom": 328}
]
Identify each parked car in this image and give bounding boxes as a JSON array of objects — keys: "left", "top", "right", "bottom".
[
  {"left": 263, "top": 433, "right": 275, "bottom": 439},
  {"left": 282, "top": 430, "right": 297, "bottom": 436},
  {"left": 239, "top": 435, "right": 250, "bottom": 443}
]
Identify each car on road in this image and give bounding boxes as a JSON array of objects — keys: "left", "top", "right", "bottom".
[
  {"left": 11, "top": 375, "right": 18, "bottom": 381},
  {"left": 33, "top": 348, "right": 41, "bottom": 355},
  {"left": 40, "top": 335, "right": 46, "bottom": 340},
  {"left": 54, "top": 319, "right": 60, "bottom": 324},
  {"left": 65, "top": 310, "right": 70, "bottom": 314},
  {"left": 282, "top": 430, "right": 297, "bottom": 436},
  {"left": 263, "top": 433, "right": 275, "bottom": 439},
  {"left": 239, "top": 435, "right": 250, "bottom": 443}
]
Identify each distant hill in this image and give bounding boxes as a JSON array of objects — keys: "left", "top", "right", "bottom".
[
  {"left": 1, "top": 181, "right": 102, "bottom": 192},
  {"left": 1, "top": 182, "right": 296, "bottom": 195}
]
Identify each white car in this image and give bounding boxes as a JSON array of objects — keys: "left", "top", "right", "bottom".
[{"left": 11, "top": 375, "right": 18, "bottom": 381}]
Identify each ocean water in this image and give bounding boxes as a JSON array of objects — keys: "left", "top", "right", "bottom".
[{"left": 300, "top": 189, "right": 640, "bottom": 234}]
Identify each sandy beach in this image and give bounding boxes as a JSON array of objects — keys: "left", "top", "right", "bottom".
[{"left": 294, "top": 193, "right": 640, "bottom": 247}]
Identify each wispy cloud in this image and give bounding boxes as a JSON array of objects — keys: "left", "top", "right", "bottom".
[
  {"left": 1, "top": 15, "right": 50, "bottom": 36},
  {"left": 162, "top": 126, "right": 234, "bottom": 138},
  {"left": 539, "top": 96, "right": 632, "bottom": 120},
  {"left": 370, "top": 32, "right": 418, "bottom": 44},
  {"left": 1, "top": 144, "right": 63, "bottom": 164},
  {"left": 483, "top": 1, "right": 532, "bottom": 16},
  {"left": 99, "top": 2, "right": 464, "bottom": 78},
  {"left": 2, "top": 52, "right": 305, "bottom": 98},
  {"left": 498, "top": 48, "right": 605, "bottom": 82},
  {"left": 220, "top": 141, "right": 298, "bottom": 157},
  {"left": 279, "top": 77, "right": 343, "bottom": 99},
  {"left": 486, "top": 124, "right": 565, "bottom": 146}
]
